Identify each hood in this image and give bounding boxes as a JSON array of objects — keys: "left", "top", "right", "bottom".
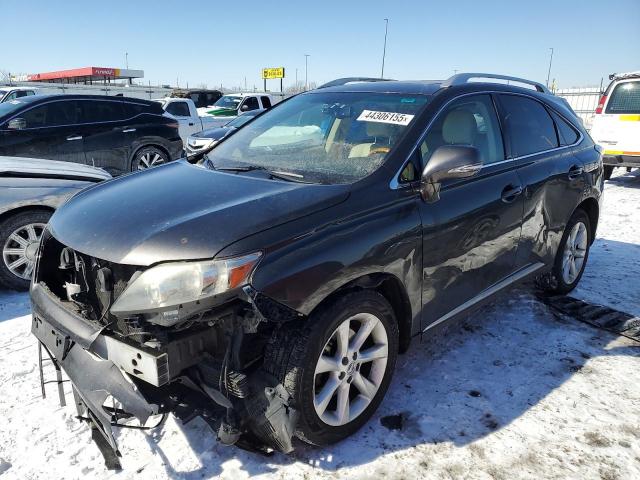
[
  {"left": 48, "top": 161, "right": 349, "bottom": 266},
  {"left": 0, "top": 156, "right": 111, "bottom": 181},
  {"left": 204, "top": 107, "right": 238, "bottom": 117},
  {"left": 193, "top": 126, "right": 233, "bottom": 140}
]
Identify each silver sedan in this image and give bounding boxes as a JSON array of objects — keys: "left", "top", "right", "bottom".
[{"left": 0, "top": 157, "right": 110, "bottom": 290}]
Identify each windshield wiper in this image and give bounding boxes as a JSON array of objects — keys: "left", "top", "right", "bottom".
[{"left": 215, "top": 164, "right": 312, "bottom": 183}]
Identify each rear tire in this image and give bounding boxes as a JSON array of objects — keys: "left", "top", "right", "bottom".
[
  {"left": 603, "top": 165, "right": 614, "bottom": 180},
  {"left": 131, "top": 146, "right": 169, "bottom": 171},
  {"left": 0, "top": 210, "right": 51, "bottom": 290},
  {"left": 263, "top": 290, "right": 398, "bottom": 446},
  {"left": 544, "top": 209, "right": 591, "bottom": 294}
]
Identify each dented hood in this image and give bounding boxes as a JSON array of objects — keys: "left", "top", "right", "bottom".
[{"left": 48, "top": 161, "right": 349, "bottom": 266}]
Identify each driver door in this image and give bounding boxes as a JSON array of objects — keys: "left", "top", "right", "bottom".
[{"left": 418, "top": 93, "right": 525, "bottom": 330}]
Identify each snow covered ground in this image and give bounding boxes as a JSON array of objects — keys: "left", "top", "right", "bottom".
[{"left": 0, "top": 170, "right": 638, "bottom": 480}]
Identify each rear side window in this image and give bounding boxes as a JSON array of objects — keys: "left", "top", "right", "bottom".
[
  {"left": 81, "top": 100, "right": 125, "bottom": 123},
  {"left": 261, "top": 96, "right": 272, "bottom": 109},
  {"left": 606, "top": 81, "right": 640, "bottom": 114},
  {"left": 166, "top": 101, "right": 190, "bottom": 117},
  {"left": 550, "top": 111, "right": 579, "bottom": 146},
  {"left": 21, "top": 100, "right": 81, "bottom": 128},
  {"left": 124, "top": 102, "right": 157, "bottom": 117},
  {"left": 498, "top": 95, "right": 558, "bottom": 157}
]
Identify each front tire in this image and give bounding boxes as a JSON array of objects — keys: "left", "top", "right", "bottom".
[
  {"left": 131, "top": 146, "right": 169, "bottom": 171},
  {"left": 545, "top": 209, "right": 591, "bottom": 294},
  {"left": 264, "top": 290, "right": 399, "bottom": 446},
  {"left": 0, "top": 210, "right": 51, "bottom": 290}
]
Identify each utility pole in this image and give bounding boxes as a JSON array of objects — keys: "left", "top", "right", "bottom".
[
  {"left": 125, "top": 52, "right": 129, "bottom": 69},
  {"left": 295, "top": 68, "right": 298, "bottom": 91},
  {"left": 546, "top": 47, "right": 554, "bottom": 87},
  {"left": 304, "top": 54, "right": 310, "bottom": 91},
  {"left": 381, "top": 18, "right": 389, "bottom": 78}
]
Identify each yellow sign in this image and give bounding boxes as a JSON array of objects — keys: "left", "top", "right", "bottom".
[{"left": 262, "top": 67, "right": 285, "bottom": 79}]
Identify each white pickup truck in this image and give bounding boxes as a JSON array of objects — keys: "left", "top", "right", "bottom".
[
  {"left": 199, "top": 93, "right": 278, "bottom": 119},
  {"left": 156, "top": 97, "right": 222, "bottom": 143},
  {"left": 158, "top": 94, "right": 273, "bottom": 143}
]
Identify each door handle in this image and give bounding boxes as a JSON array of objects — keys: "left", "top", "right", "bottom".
[
  {"left": 188, "top": 122, "right": 195, "bottom": 126},
  {"left": 568, "top": 165, "right": 584, "bottom": 179},
  {"left": 122, "top": 128, "right": 136, "bottom": 133},
  {"left": 501, "top": 184, "right": 523, "bottom": 203},
  {"left": 66, "top": 135, "right": 82, "bottom": 141}
]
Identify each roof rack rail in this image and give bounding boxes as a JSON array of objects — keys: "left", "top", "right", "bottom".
[
  {"left": 317, "top": 77, "right": 393, "bottom": 89},
  {"left": 442, "top": 73, "right": 550, "bottom": 94}
]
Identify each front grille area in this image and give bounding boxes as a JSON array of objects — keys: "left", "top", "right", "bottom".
[{"left": 36, "top": 231, "right": 157, "bottom": 344}]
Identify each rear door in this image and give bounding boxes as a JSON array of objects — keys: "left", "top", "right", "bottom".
[
  {"left": 591, "top": 79, "right": 640, "bottom": 156},
  {"left": 78, "top": 99, "right": 128, "bottom": 174},
  {"left": 418, "top": 93, "right": 525, "bottom": 330},
  {"left": 0, "top": 99, "right": 85, "bottom": 164},
  {"left": 495, "top": 93, "right": 583, "bottom": 268}
]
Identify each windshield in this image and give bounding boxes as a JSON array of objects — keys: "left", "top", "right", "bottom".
[
  {"left": 213, "top": 95, "right": 242, "bottom": 109},
  {"left": 227, "top": 112, "right": 258, "bottom": 128},
  {"left": 206, "top": 91, "right": 429, "bottom": 184}
]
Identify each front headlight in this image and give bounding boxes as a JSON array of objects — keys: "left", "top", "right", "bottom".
[{"left": 111, "top": 252, "right": 261, "bottom": 316}]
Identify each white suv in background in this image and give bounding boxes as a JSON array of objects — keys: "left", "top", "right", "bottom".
[
  {"left": 590, "top": 71, "right": 640, "bottom": 179},
  {"left": 0, "top": 86, "right": 38, "bottom": 103}
]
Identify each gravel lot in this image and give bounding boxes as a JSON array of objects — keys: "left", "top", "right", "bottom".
[{"left": 0, "top": 170, "right": 638, "bottom": 480}]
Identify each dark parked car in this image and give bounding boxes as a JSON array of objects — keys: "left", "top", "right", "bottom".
[
  {"left": 184, "top": 109, "right": 263, "bottom": 159},
  {"left": 170, "top": 88, "right": 223, "bottom": 108},
  {"left": 0, "top": 156, "right": 110, "bottom": 290},
  {"left": 0, "top": 95, "right": 183, "bottom": 175},
  {"left": 30, "top": 73, "right": 603, "bottom": 469}
]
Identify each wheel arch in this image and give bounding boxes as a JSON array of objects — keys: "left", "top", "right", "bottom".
[
  {"left": 575, "top": 197, "right": 599, "bottom": 244},
  {"left": 307, "top": 272, "right": 413, "bottom": 353},
  {"left": 0, "top": 205, "right": 55, "bottom": 225}
]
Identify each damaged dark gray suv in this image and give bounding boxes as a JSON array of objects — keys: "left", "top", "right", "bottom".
[{"left": 30, "top": 73, "right": 604, "bottom": 469}]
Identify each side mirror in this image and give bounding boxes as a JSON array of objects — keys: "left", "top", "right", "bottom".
[
  {"left": 240, "top": 104, "right": 250, "bottom": 112},
  {"left": 420, "top": 145, "right": 482, "bottom": 202},
  {"left": 7, "top": 118, "right": 26, "bottom": 130}
]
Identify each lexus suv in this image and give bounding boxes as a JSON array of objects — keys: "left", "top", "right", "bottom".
[
  {"left": 30, "top": 73, "right": 603, "bottom": 469},
  {"left": 0, "top": 95, "right": 183, "bottom": 175}
]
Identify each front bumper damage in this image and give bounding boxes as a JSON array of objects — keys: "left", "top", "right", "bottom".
[{"left": 31, "top": 282, "right": 300, "bottom": 470}]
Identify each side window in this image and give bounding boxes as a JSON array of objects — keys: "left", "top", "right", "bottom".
[
  {"left": 498, "top": 95, "right": 558, "bottom": 157},
  {"left": 166, "top": 101, "right": 190, "bottom": 117},
  {"left": 21, "top": 101, "right": 81, "bottom": 128},
  {"left": 123, "top": 102, "right": 147, "bottom": 118},
  {"left": 418, "top": 94, "right": 505, "bottom": 168},
  {"left": 261, "top": 96, "right": 272, "bottom": 109},
  {"left": 5, "top": 92, "right": 17, "bottom": 101},
  {"left": 242, "top": 97, "right": 260, "bottom": 111},
  {"left": 190, "top": 93, "right": 203, "bottom": 108},
  {"left": 26, "top": 91, "right": 36, "bottom": 96},
  {"left": 80, "top": 100, "right": 125, "bottom": 123},
  {"left": 550, "top": 111, "right": 579, "bottom": 146}
]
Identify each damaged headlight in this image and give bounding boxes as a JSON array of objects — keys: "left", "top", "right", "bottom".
[{"left": 110, "top": 252, "right": 261, "bottom": 316}]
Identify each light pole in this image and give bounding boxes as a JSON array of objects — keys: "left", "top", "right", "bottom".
[
  {"left": 546, "top": 47, "right": 554, "bottom": 88},
  {"left": 304, "top": 54, "right": 310, "bottom": 91},
  {"left": 381, "top": 18, "right": 389, "bottom": 79},
  {"left": 125, "top": 52, "right": 129, "bottom": 69},
  {"left": 295, "top": 68, "right": 298, "bottom": 91}
]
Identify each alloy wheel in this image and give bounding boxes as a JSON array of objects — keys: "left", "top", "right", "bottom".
[
  {"left": 562, "top": 221, "right": 588, "bottom": 284},
  {"left": 137, "top": 152, "right": 165, "bottom": 170},
  {"left": 313, "top": 313, "right": 389, "bottom": 427},
  {"left": 2, "top": 223, "right": 46, "bottom": 280}
]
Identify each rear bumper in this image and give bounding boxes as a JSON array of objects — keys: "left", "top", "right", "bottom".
[{"left": 603, "top": 154, "right": 640, "bottom": 168}]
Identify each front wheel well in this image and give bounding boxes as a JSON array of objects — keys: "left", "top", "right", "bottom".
[
  {"left": 309, "top": 273, "right": 413, "bottom": 353},
  {"left": 0, "top": 206, "right": 54, "bottom": 225}
]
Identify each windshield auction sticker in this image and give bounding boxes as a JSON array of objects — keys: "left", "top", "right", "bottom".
[{"left": 357, "top": 110, "right": 415, "bottom": 126}]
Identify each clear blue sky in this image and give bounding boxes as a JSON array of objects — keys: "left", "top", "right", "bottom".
[{"left": 2, "top": 0, "right": 638, "bottom": 89}]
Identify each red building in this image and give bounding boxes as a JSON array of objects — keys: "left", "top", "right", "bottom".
[{"left": 27, "top": 66, "right": 144, "bottom": 85}]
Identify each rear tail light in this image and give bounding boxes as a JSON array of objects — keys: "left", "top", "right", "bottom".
[{"left": 595, "top": 95, "right": 607, "bottom": 114}]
